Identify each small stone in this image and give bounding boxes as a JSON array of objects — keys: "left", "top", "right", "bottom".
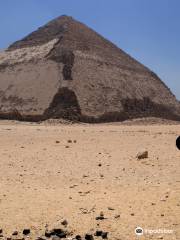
[
  {"left": 68, "top": 140, "right": 72, "bottom": 143},
  {"left": 73, "top": 140, "right": 77, "bottom": 143},
  {"left": 96, "top": 216, "right": 104, "bottom": 220},
  {"left": 75, "top": 235, "right": 82, "bottom": 240},
  {"left": 136, "top": 150, "right": 148, "bottom": 159},
  {"left": 0, "top": 230, "right": 2, "bottom": 234},
  {"left": 83, "top": 175, "right": 88, "bottom": 178},
  {"left": 160, "top": 198, "right": 166, "bottom": 202},
  {"left": 12, "top": 231, "right": 18, "bottom": 235},
  {"left": 56, "top": 140, "right": 60, "bottom": 143},
  {"left": 96, "top": 212, "right": 105, "bottom": 220},
  {"left": 130, "top": 213, "right": 135, "bottom": 216},
  {"left": 61, "top": 219, "right": 68, "bottom": 226},
  {"left": 57, "top": 232, "right": 67, "bottom": 238},
  {"left": 95, "top": 231, "right": 102, "bottom": 236},
  {"left": 85, "top": 234, "right": 94, "bottom": 240},
  {"left": 65, "top": 145, "right": 70, "bottom": 148},
  {"left": 45, "top": 230, "right": 52, "bottom": 238},
  {"left": 98, "top": 163, "right": 102, "bottom": 167},
  {"left": 108, "top": 207, "right": 114, "bottom": 211},
  {"left": 114, "top": 214, "right": 120, "bottom": 219},
  {"left": 52, "top": 228, "right": 63, "bottom": 235},
  {"left": 100, "top": 211, "right": 104, "bottom": 217},
  {"left": 23, "top": 229, "right": 30, "bottom": 235},
  {"left": 101, "top": 232, "right": 108, "bottom": 239}
]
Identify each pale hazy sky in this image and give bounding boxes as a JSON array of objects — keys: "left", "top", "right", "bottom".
[{"left": 0, "top": 0, "right": 179, "bottom": 99}]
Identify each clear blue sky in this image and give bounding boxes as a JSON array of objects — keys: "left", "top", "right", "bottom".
[{"left": 0, "top": 0, "right": 179, "bottom": 100}]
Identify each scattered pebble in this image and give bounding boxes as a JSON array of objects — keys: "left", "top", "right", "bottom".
[
  {"left": 61, "top": 219, "right": 68, "bottom": 226},
  {"left": 85, "top": 233, "right": 94, "bottom": 240},
  {"left": 136, "top": 150, "right": 148, "bottom": 159},
  {"left": 12, "top": 231, "right": 18, "bottom": 236},
  {"left": 101, "top": 232, "right": 108, "bottom": 239},
  {"left": 108, "top": 207, "right": 115, "bottom": 211},
  {"left": 23, "top": 229, "right": 30, "bottom": 235},
  {"left": 75, "top": 235, "right": 82, "bottom": 240},
  {"left": 96, "top": 212, "right": 105, "bottom": 220}
]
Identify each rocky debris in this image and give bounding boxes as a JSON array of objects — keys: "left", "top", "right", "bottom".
[
  {"left": 85, "top": 234, "right": 94, "bottom": 240},
  {"left": 61, "top": 219, "right": 68, "bottom": 226},
  {"left": 12, "top": 231, "right": 18, "bottom": 236},
  {"left": 51, "top": 228, "right": 67, "bottom": 238},
  {"left": 75, "top": 235, "right": 82, "bottom": 240},
  {"left": 107, "top": 207, "right": 114, "bottom": 211},
  {"left": 94, "top": 231, "right": 108, "bottom": 239},
  {"left": 136, "top": 150, "right": 148, "bottom": 159},
  {"left": 45, "top": 230, "right": 52, "bottom": 238},
  {"left": 96, "top": 212, "right": 106, "bottom": 220},
  {"left": 22, "top": 229, "right": 30, "bottom": 235},
  {"left": 101, "top": 232, "right": 108, "bottom": 239},
  {"left": 95, "top": 231, "right": 103, "bottom": 236},
  {"left": 0, "top": 224, "right": 109, "bottom": 240}
]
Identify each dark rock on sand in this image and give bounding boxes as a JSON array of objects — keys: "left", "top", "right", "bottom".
[
  {"left": 75, "top": 235, "right": 82, "bottom": 240},
  {"left": 95, "top": 230, "right": 103, "bottom": 236},
  {"left": 101, "top": 232, "right": 108, "bottom": 239},
  {"left": 12, "top": 231, "right": 18, "bottom": 236},
  {"left": 85, "top": 234, "right": 94, "bottom": 240},
  {"left": 61, "top": 219, "right": 68, "bottom": 226},
  {"left": 22, "top": 229, "right": 30, "bottom": 235}
]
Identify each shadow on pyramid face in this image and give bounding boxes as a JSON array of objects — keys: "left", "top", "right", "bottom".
[{"left": 44, "top": 87, "right": 81, "bottom": 121}]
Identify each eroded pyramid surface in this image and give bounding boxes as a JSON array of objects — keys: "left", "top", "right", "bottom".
[{"left": 0, "top": 15, "right": 179, "bottom": 122}]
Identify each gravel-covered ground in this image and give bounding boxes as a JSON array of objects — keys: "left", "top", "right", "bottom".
[{"left": 0, "top": 120, "right": 179, "bottom": 240}]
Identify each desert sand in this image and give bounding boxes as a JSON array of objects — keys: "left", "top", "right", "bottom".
[{"left": 0, "top": 119, "right": 180, "bottom": 240}]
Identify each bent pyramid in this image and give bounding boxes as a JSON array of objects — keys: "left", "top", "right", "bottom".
[{"left": 0, "top": 15, "right": 179, "bottom": 122}]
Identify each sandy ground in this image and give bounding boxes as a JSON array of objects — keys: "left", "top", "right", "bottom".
[{"left": 0, "top": 120, "right": 180, "bottom": 240}]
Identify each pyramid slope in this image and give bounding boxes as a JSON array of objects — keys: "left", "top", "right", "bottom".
[{"left": 0, "top": 15, "right": 179, "bottom": 122}]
